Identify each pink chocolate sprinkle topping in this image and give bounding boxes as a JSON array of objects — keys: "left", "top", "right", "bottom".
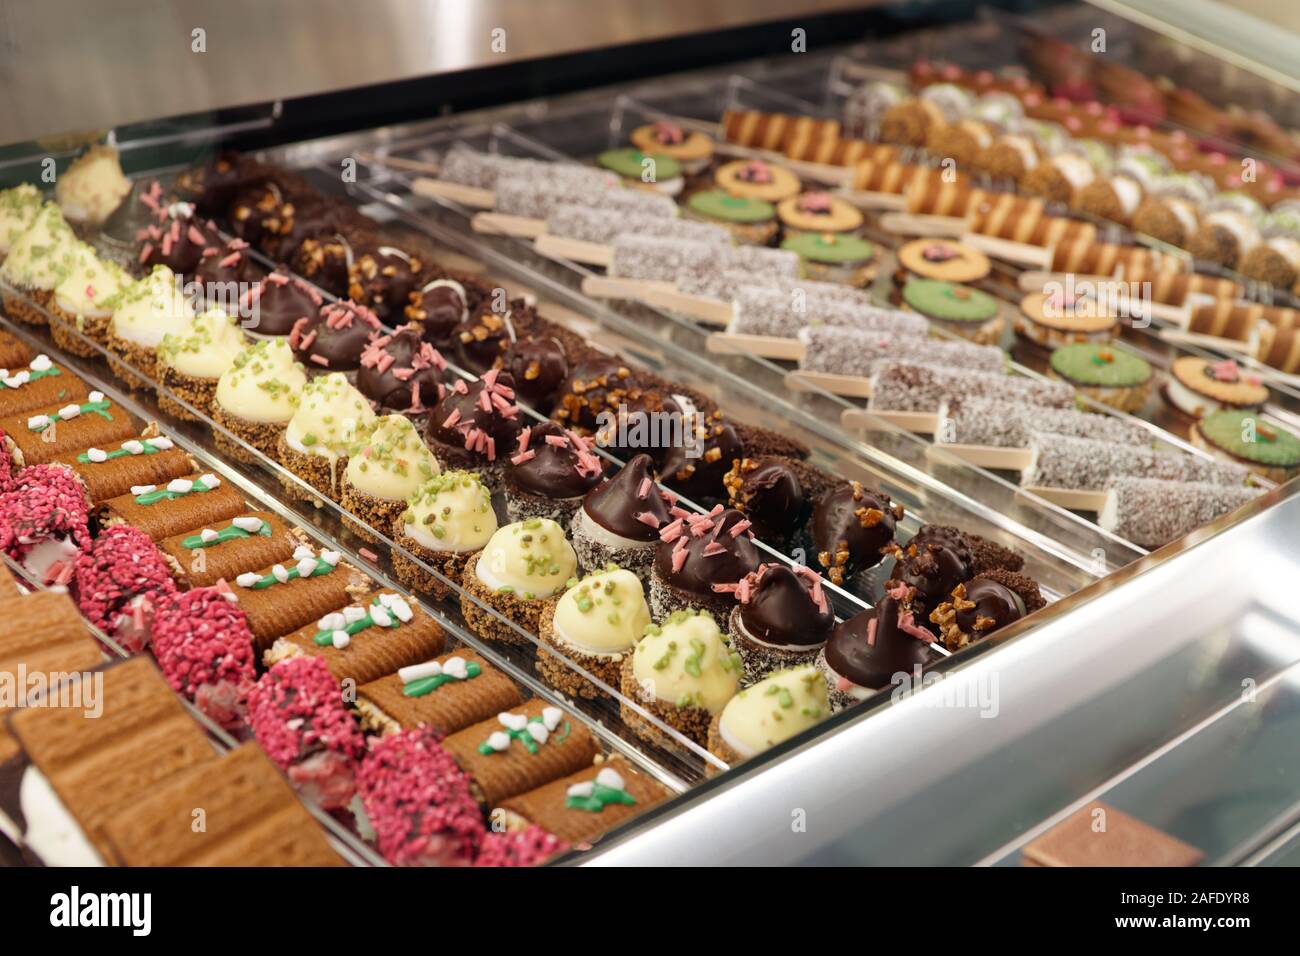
[
  {"left": 151, "top": 587, "right": 256, "bottom": 728},
  {"left": 72, "top": 525, "right": 176, "bottom": 639},
  {"left": 246, "top": 656, "right": 365, "bottom": 780},
  {"left": 356, "top": 728, "right": 485, "bottom": 867}
]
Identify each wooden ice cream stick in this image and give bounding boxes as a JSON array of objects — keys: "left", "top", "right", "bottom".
[
  {"left": 580, "top": 275, "right": 676, "bottom": 300},
  {"left": 705, "top": 332, "right": 805, "bottom": 361},
  {"left": 879, "top": 212, "right": 963, "bottom": 237},
  {"left": 471, "top": 212, "right": 546, "bottom": 238},
  {"left": 840, "top": 406, "right": 939, "bottom": 433},
  {"left": 356, "top": 152, "right": 440, "bottom": 175},
  {"left": 1018, "top": 269, "right": 1111, "bottom": 292},
  {"left": 782, "top": 369, "right": 874, "bottom": 399},
  {"left": 962, "top": 232, "right": 1051, "bottom": 269},
  {"left": 411, "top": 177, "right": 495, "bottom": 209},
  {"left": 533, "top": 233, "right": 611, "bottom": 267},
  {"left": 639, "top": 287, "right": 734, "bottom": 326},
  {"left": 926, "top": 442, "right": 1035, "bottom": 471},
  {"left": 1019, "top": 485, "right": 1109, "bottom": 512},
  {"left": 836, "top": 188, "right": 908, "bottom": 211},
  {"left": 1157, "top": 326, "right": 1254, "bottom": 355}
]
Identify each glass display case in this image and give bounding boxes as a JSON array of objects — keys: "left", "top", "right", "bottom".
[{"left": 0, "top": 0, "right": 1296, "bottom": 868}]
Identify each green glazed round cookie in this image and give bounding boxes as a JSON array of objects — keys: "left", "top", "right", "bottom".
[
  {"left": 781, "top": 233, "right": 874, "bottom": 264},
  {"left": 1198, "top": 410, "right": 1300, "bottom": 467},
  {"left": 1049, "top": 342, "right": 1152, "bottom": 387},
  {"left": 597, "top": 148, "right": 682, "bottom": 183},
  {"left": 902, "top": 279, "right": 997, "bottom": 323},
  {"left": 687, "top": 190, "right": 775, "bottom": 224}
]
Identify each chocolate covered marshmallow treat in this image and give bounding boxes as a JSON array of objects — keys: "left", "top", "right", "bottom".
[
  {"left": 504, "top": 420, "right": 604, "bottom": 524},
  {"left": 724, "top": 564, "right": 835, "bottom": 685},
  {"left": 570, "top": 453, "right": 674, "bottom": 582},
  {"left": 649, "top": 506, "right": 761, "bottom": 622}
]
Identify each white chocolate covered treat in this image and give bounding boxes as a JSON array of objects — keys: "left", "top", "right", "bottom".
[
  {"left": 401, "top": 470, "right": 496, "bottom": 553},
  {"left": 0, "top": 201, "right": 79, "bottom": 291},
  {"left": 0, "top": 185, "right": 44, "bottom": 257},
  {"left": 609, "top": 234, "right": 799, "bottom": 283},
  {"left": 111, "top": 265, "right": 197, "bottom": 347},
  {"left": 55, "top": 145, "right": 131, "bottom": 226},
  {"left": 215, "top": 338, "right": 307, "bottom": 423},
  {"left": 630, "top": 608, "right": 741, "bottom": 714},
  {"left": 158, "top": 307, "right": 247, "bottom": 379},
  {"left": 345, "top": 415, "right": 439, "bottom": 502},
  {"left": 714, "top": 665, "right": 828, "bottom": 759},
  {"left": 284, "top": 372, "right": 375, "bottom": 459},
  {"left": 474, "top": 517, "right": 577, "bottom": 600},
  {"left": 550, "top": 566, "right": 651, "bottom": 656},
  {"left": 53, "top": 243, "right": 129, "bottom": 320}
]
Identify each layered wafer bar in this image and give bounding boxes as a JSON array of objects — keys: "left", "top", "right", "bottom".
[
  {"left": 785, "top": 137, "right": 895, "bottom": 167},
  {"left": 443, "top": 697, "right": 599, "bottom": 809},
  {"left": 0, "top": 592, "right": 105, "bottom": 761},
  {"left": 1, "top": 392, "right": 136, "bottom": 466},
  {"left": 440, "top": 147, "right": 615, "bottom": 193},
  {"left": 1258, "top": 324, "right": 1300, "bottom": 374},
  {"left": 1049, "top": 239, "right": 1170, "bottom": 277},
  {"left": 265, "top": 589, "right": 446, "bottom": 686},
  {"left": 1188, "top": 301, "right": 1265, "bottom": 343},
  {"left": 546, "top": 205, "right": 729, "bottom": 246},
  {"left": 731, "top": 288, "right": 928, "bottom": 338},
  {"left": 609, "top": 235, "right": 800, "bottom": 283},
  {"left": 964, "top": 192, "right": 1044, "bottom": 235},
  {"left": 969, "top": 213, "right": 1096, "bottom": 247},
  {"left": 496, "top": 176, "right": 676, "bottom": 221},
  {"left": 907, "top": 178, "right": 982, "bottom": 217},
  {"left": 1100, "top": 476, "right": 1263, "bottom": 548},
  {"left": 356, "top": 648, "right": 522, "bottom": 737},
  {"left": 868, "top": 361, "right": 1074, "bottom": 413},
  {"left": 51, "top": 432, "right": 193, "bottom": 504},
  {"left": 497, "top": 756, "right": 672, "bottom": 846},
  {"left": 938, "top": 397, "right": 1151, "bottom": 448},
  {"left": 850, "top": 160, "right": 928, "bottom": 194},
  {"left": 720, "top": 108, "right": 840, "bottom": 151},
  {"left": 1117, "top": 265, "right": 1240, "bottom": 307},
  {"left": 1024, "top": 432, "right": 1251, "bottom": 491},
  {"left": 0, "top": 354, "right": 88, "bottom": 417},
  {"left": 231, "top": 546, "right": 369, "bottom": 651},
  {"left": 1257, "top": 305, "right": 1300, "bottom": 331},
  {"left": 102, "top": 742, "right": 342, "bottom": 866},
  {"left": 678, "top": 268, "right": 874, "bottom": 307},
  {"left": 156, "top": 511, "right": 302, "bottom": 589},
  {"left": 798, "top": 325, "right": 1004, "bottom": 377},
  {"left": 97, "top": 472, "right": 247, "bottom": 542},
  {"left": 2, "top": 657, "right": 217, "bottom": 865},
  {"left": 0, "top": 562, "right": 17, "bottom": 598}
]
